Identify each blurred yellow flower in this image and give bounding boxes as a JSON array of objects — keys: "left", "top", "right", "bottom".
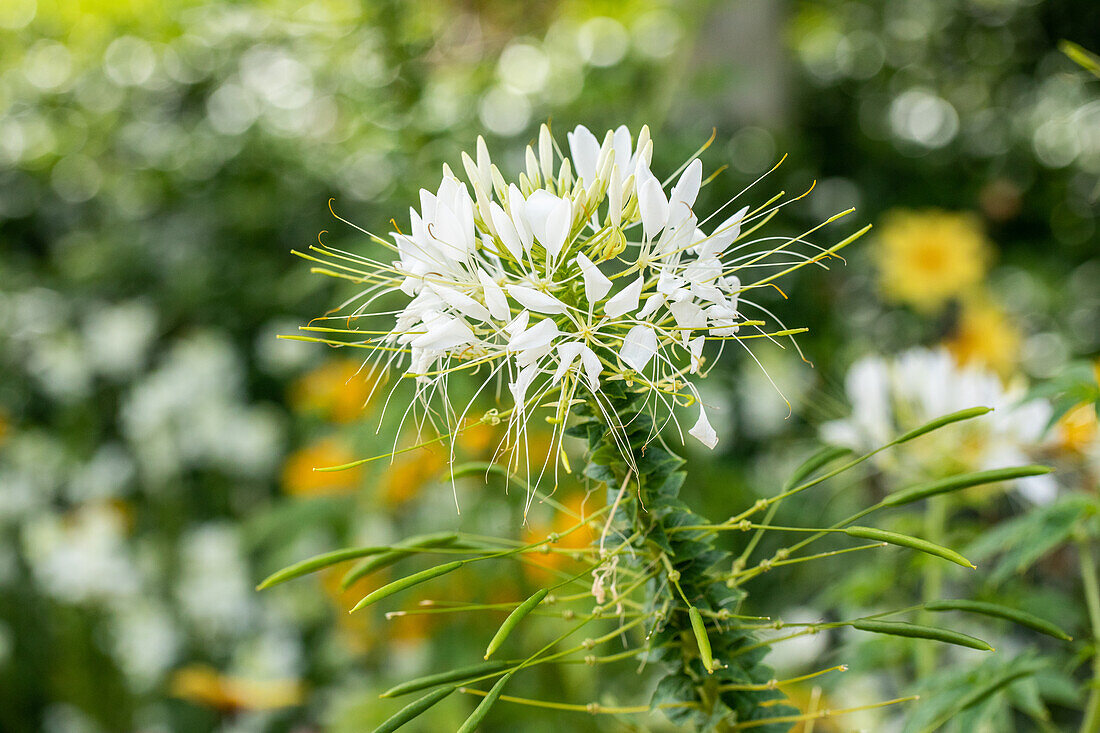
[
  {"left": 281, "top": 438, "right": 364, "bottom": 497},
  {"left": 289, "top": 359, "right": 381, "bottom": 424},
  {"left": 170, "top": 665, "right": 303, "bottom": 712},
  {"left": 521, "top": 491, "right": 601, "bottom": 581},
  {"left": 1057, "top": 403, "right": 1098, "bottom": 454},
  {"left": 381, "top": 446, "right": 445, "bottom": 506},
  {"left": 946, "top": 298, "right": 1021, "bottom": 376},
  {"left": 875, "top": 210, "right": 991, "bottom": 312}
]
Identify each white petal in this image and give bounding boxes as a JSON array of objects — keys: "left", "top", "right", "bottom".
[
  {"left": 670, "top": 299, "right": 707, "bottom": 331},
  {"left": 506, "top": 285, "right": 568, "bottom": 315},
  {"left": 700, "top": 205, "right": 749, "bottom": 258},
  {"left": 507, "top": 185, "right": 534, "bottom": 251},
  {"left": 567, "top": 125, "right": 600, "bottom": 184},
  {"left": 668, "top": 158, "right": 701, "bottom": 228},
  {"left": 410, "top": 314, "right": 475, "bottom": 351},
  {"left": 689, "top": 403, "right": 719, "bottom": 448},
  {"left": 580, "top": 346, "right": 603, "bottom": 390},
  {"left": 620, "top": 324, "right": 658, "bottom": 372},
  {"left": 524, "top": 190, "right": 571, "bottom": 261},
  {"left": 509, "top": 317, "right": 559, "bottom": 354},
  {"left": 637, "top": 174, "right": 669, "bottom": 241},
  {"left": 576, "top": 252, "right": 612, "bottom": 303},
  {"left": 688, "top": 335, "right": 705, "bottom": 374},
  {"left": 637, "top": 292, "right": 666, "bottom": 319},
  {"left": 551, "top": 341, "right": 586, "bottom": 385},
  {"left": 505, "top": 310, "right": 530, "bottom": 338},
  {"left": 477, "top": 269, "right": 510, "bottom": 321},
  {"left": 428, "top": 283, "right": 491, "bottom": 323},
  {"left": 604, "top": 276, "right": 644, "bottom": 318},
  {"left": 509, "top": 365, "right": 539, "bottom": 411},
  {"left": 489, "top": 202, "right": 523, "bottom": 259}
]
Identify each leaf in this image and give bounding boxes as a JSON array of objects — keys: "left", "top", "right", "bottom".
[
  {"left": 924, "top": 599, "right": 1071, "bottom": 641},
  {"left": 851, "top": 619, "right": 993, "bottom": 651},
  {"left": 651, "top": 673, "right": 697, "bottom": 725},
  {"left": 966, "top": 494, "right": 1096, "bottom": 585},
  {"left": 783, "top": 445, "right": 853, "bottom": 491},
  {"left": 845, "top": 526, "right": 975, "bottom": 569},
  {"left": 906, "top": 658, "right": 1045, "bottom": 733}
]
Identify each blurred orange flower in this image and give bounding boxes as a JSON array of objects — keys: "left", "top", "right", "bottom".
[
  {"left": 946, "top": 298, "right": 1021, "bottom": 376},
  {"left": 169, "top": 665, "right": 303, "bottom": 712},
  {"left": 289, "top": 359, "right": 382, "bottom": 424},
  {"left": 281, "top": 438, "right": 364, "bottom": 497},
  {"left": 381, "top": 446, "right": 445, "bottom": 506},
  {"left": 521, "top": 490, "right": 601, "bottom": 582},
  {"left": 875, "top": 209, "right": 991, "bottom": 312}
]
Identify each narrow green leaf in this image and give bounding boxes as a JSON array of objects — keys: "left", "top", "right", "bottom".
[
  {"left": 893, "top": 406, "right": 992, "bottom": 444},
  {"left": 341, "top": 532, "right": 460, "bottom": 590},
  {"left": 257, "top": 545, "right": 389, "bottom": 590},
  {"left": 372, "top": 686, "right": 454, "bottom": 733},
  {"left": 457, "top": 672, "right": 513, "bottom": 733},
  {"left": 844, "top": 526, "right": 975, "bottom": 569},
  {"left": 783, "top": 445, "right": 853, "bottom": 491},
  {"left": 351, "top": 561, "right": 464, "bottom": 613},
  {"left": 924, "top": 599, "right": 1072, "bottom": 641},
  {"left": 381, "top": 661, "right": 513, "bottom": 698},
  {"left": 881, "top": 466, "right": 1052, "bottom": 507},
  {"left": 484, "top": 589, "right": 548, "bottom": 660},
  {"left": 919, "top": 665, "right": 1041, "bottom": 733},
  {"left": 689, "top": 607, "right": 717, "bottom": 673},
  {"left": 852, "top": 619, "right": 993, "bottom": 651}
]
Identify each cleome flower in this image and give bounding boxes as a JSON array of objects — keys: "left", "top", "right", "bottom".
[
  {"left": 822, "top": 346, "right": 1056, "bottom": 504},
  {"left": 297, "top": 124, "right": 866, "bottom": 505}
]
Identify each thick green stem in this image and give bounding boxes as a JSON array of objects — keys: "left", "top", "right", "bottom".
[{"left": 1079, "top": 535, "right": 1100, "bottom": 733}]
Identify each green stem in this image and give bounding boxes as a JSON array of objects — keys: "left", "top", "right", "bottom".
[
  {"left": 1078, "top": 534, "right": 1100, "bottom": 733},
  {"left": 916, "top": 495, "right": 947, "bottom": 680}
]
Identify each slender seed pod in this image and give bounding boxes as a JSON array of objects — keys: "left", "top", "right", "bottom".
[
  {"left": 893, "top": 406, "right": 992, "bottom": 444},
  {"left": 381, "top": 661, "right": 514, "bottom": 698},
  {"left": 880, "top": 466, "right": 1052, "bottom": 507},
  {"left": 852, "top": 619, "right": 993, "bottom": 651},
  {"left": 341, "top": 532, "right": 460, "bottom": 590},
  {"left": 257, "top": 546, "right": 389, "bottom": 590},
  {"left": 844, "top": 526, "right": 975, "bottom": 569},
  {"left": 484, "top": 588, "right": 549, "bottom": 660},
  {"left": 688, "top": 607, "right": 717, "bottom": 673},
  {"left": 924, "top": 599, "right": 1072, "bottom": 641},
  {"left": 371, "top": 686, "right": 454, "bottom": 733},
  {"left": 457, "top": 672, "right": 514, "bottom": 733},
  {"left": 783, "top": 445, "right": 853, "bottom": 491},
  {"left": 351, "top": 561, "right": 464, "bottom": 613}
]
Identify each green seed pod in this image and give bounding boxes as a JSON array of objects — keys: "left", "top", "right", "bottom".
[
  {"left": 457, "top": 671, "right": 514, "bottom": 733},
  {"left": 372, "top": 685, "right": 454, "bottom": 733},
  {"left": 257, "top": 545, "right": 390, "bottom": 590},
  {"left": 881, "top": 466, "right": 1052, "bottom": 507},
  {"left": 688, "top": 607, "right": 717, "bottom": 673},
  {"left": 351, "top": 561, "right": 464, "bottom": 613},
  {"left": 341, "top": 532, "right": 460, "bottom": 590},
  {"left": 783, "top": 445, "right": 853, "bottom": 491},
  {"left": 844, "top": 526, "right": 975, "bottom": 568},
  {"left": 893, "top": 406, "right": 992, "bottom": 444},
  {"left": 381, "top": 661, "right": 514, "bottom": 698},
  {"left": 484, "top": 588, "right": 549, "bottom": 660},
  {"left": 924, "top": 599, "right": 1072, "bottom": 641},
  {"left": 852, "top": 619, "right": 993, "bottom": 651}
]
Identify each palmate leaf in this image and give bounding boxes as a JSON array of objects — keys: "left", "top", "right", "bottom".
[
  {"left": 902, "top": 655, "right": 1047, "bottom": 733},
  {"left": 965, "top": 493, "right": 1098, "bottom": 585}
]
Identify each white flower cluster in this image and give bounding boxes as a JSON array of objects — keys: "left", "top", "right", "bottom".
[
  {"left": 822, "top": 347, "right": 1056, "bottom": 504},
  {"left": 308, "top": 124, "right": 856, "bottom": 482}
]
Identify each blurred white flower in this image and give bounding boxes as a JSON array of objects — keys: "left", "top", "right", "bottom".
[
  {"left": 822, "top": 347, "right": 1056, "bottom": 503},
  {"left": 175, "top": 522, "right": 255, "bottom": 640}
]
